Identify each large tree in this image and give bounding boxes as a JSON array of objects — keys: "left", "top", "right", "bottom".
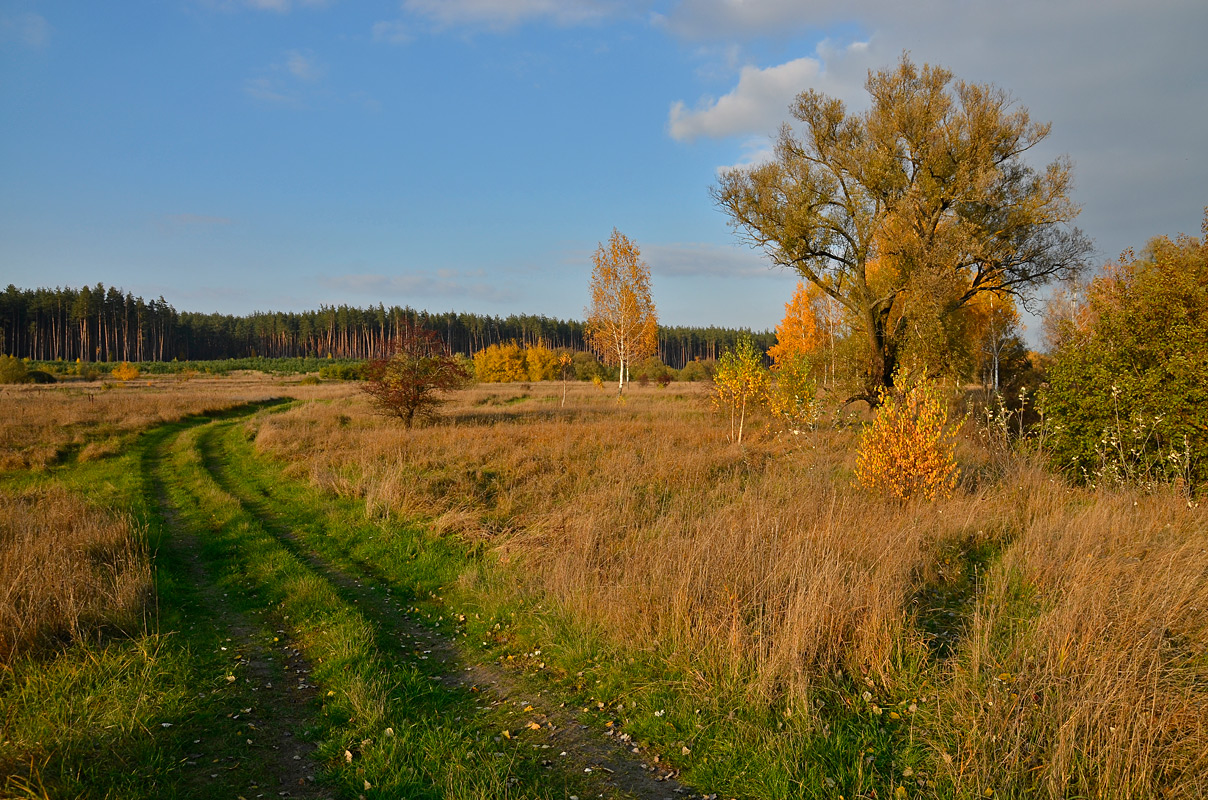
[
  {"left": 714, "top": 55, "right": 1090, "bottom": 403},
  {"left": 586, "top": 229, "right": 658, "bottom": 393}
]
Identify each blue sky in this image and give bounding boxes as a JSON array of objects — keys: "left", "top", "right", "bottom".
[{"left": 2, "top": 1, "right": 1205, "bottom": 336}]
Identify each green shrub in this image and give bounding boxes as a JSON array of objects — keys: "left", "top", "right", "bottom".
[
  {"left": 678, "top": 358, "right": 715, "bottom": 382},
  {"left": 1043, "top": 217, "right": 1208, "bottom": 491},
  {"left": 25, "top": 370, "right": 56, "bottom": 384},
  {"left": 571, "top": 351, "right": 603, "bottom": 381},
  {"left": 0, "top": 355, "right": 29, "bottom": 384},
  {"left": 765, "top": 352, "right": 819, "bottom": 432},
  {"left": 318, "top": 361, "right": 366, "bottom": 381},
  {"left": 298, "top": 375, "right": 322, "bottom": 385},
  {"left": 630, "top": 355, "right": 673, "bottom": 385}
]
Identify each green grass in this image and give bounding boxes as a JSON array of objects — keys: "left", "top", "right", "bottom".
[
  {"left": 2, "top": 416, "right": 306, "bottom": 799},
  {"left": 170, "top": 420, "right": 583, "bottom": 798}
]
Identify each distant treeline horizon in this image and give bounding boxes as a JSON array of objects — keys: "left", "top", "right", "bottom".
[{"left": 1, "top": 283, "right": 774, "bottom": 370}]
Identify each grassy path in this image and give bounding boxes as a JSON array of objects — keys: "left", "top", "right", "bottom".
[
  {"left": 2, "top": 403, "right": 705, "bottom": 798},
  {"left": 142, "top": 418, "right": 332, "bottom": 799},
  {"left": 153, "top": 409, "right": 699, "bottom": 798}
]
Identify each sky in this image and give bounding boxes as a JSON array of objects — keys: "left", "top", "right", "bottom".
[{"left": 2, "top": 1, "right": 1205, "bottom": 337}]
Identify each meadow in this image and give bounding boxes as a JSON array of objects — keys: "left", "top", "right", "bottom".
[{"left": 1, "top": 373, "right": 1205, "bottom": 799}]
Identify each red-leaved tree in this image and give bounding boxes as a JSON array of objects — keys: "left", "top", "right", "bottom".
[{"left": 361, "top": 323, "right": 469, "bottom": 428}]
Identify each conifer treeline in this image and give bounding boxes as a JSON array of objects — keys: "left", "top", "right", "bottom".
[{"left": 2, "top": 284, "right": 772, "bottom": 369}]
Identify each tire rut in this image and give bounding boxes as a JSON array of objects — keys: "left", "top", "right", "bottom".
[
  {"left": 197, "top": 422, "right": 710, "bottom": 800},
  {"left": 148, "top": 425, "right": 331, "bottom": 799}
]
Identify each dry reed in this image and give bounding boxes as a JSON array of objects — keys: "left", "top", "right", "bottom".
[{"left": 943, "top": 478, "right": 1208, "bottom": 798}]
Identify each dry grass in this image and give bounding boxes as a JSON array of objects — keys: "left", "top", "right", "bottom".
[
  {"left": 0, "top": 485, "right": 150, "bottom": 664},
  {"left": 944, "top": 482, "right": 1208, "bottom": 797},
  {"left": 253, "top": 383, "right": 1006, "bottom": 688},
  {"left": 0, "top": 374, "right": 345, "bottom": 470},
  {"left": 251, "top": 380, "right": 1208, "bottom": 796}
]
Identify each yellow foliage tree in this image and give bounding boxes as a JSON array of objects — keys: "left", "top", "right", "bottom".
[
  {"left": 854, "top": 374, "right": 959, "bottom": 501},
  {"left": 524, "top": 343, "right": 560, "bottom": 382},
  {"left": 586, "top": 229, "right": 658, "bottom": 394},
  {"left": 713, "top": 334, "right": 769, "bottom": 444},
  {"left": 714, "top": 56, "right": 1090, "bottom": 403},
  {"left": 767, "top": 281, "right": 825, "bottom": 365},
  {"left": 473, "top": 342, "right": 528, "bottom": 383}
]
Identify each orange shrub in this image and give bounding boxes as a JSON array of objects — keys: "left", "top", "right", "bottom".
[{"left": 854, "top": 375, "right": 959, "bottom": 501}]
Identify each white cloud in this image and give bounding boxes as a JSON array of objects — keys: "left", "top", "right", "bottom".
[
  {"left": 670, "top": 56, "right": 820, "bottom": 141},
  {"left": 0, "top": 12, "right": 50, "bottom": 48},
  {"left": 197, "top": 0, "right": 333, "bottom": 11},
  {"left": 658, "top": 0, "right": 867, "bottom": 39},
  {"left": 372, "top": 19, "right": 413, "bottom": 44},
  {"left": 403, "top": 0, "right": 621, "bottom": 30},
  {"left": 242, "top": 0, "right": 332, "bottom": 11},
  {"left": 244, "top": 76, "right": 301, "bottom": 106},
  {"left": 321, "top": 271, "right": 517, "bottom": 302},
  {"left": 668, "top": 40, "right": 870, "bottom": 142},
  {"left": 714, "top": 137, "right": 775, "bottom": 173},
  {"left": 244, "top": 50, "right": 326, "bottom": 106}
]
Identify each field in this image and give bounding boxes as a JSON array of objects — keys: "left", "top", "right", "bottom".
[{"left": 1, "top": 374, "right": 1205, "bottom": 799}]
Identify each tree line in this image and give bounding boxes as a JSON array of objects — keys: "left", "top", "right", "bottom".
[{"left": 0, "top": 283, "right": 769, "bottom": 369}]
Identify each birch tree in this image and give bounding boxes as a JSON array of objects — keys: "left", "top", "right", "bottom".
[{"left": 586, "top": 229, "right": 658, "bottom": 393}]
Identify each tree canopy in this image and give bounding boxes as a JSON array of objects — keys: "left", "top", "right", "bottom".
[
  {"left": 767, "top": 281, "right": 825, "bottom": 366},
  {"left": 714, "top": 55, "right": 1090, "bottom": 402}
]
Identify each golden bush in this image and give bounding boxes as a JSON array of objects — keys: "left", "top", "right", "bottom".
[
  {"left": 854, "top": 374, "right": 959, "bottom": 501},
  {"left": 111, "top": 361, "right": 140, "bottom": 381}
]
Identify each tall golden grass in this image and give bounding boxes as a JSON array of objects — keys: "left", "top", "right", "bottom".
[
  {"left": 0, "top": 486, "right": 149, "bottom": 663},
  {"left": 252, "top": 381, "right": 1207, "bottom": 797}
]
